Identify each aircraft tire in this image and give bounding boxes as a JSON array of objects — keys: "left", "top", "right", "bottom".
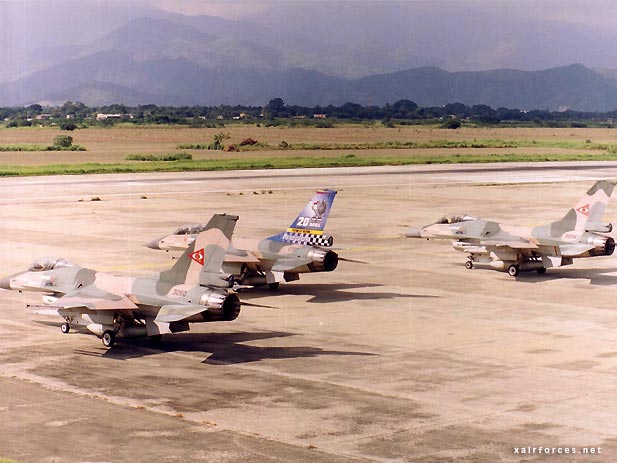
[
  {"left": 464, "top": 261, "right": 473, "bottom": 270},
  {"left": 102, "top": 330, "right": 116, "bottom": 348},
  {"left": 61, "top": 323, "right": 70, "bottom": 334},
  {"left": 537, "top": 267, "right": 547, "bottom": 274},
  {"left": 268, "top": 282, "right": 280, "bottom": 290},
  {"left": 507, "top": 265, "right": 519, "bottom": 277}
]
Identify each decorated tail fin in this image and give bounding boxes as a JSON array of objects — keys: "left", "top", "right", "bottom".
[
  {"left": 551, "top": 180, "right": 616, "bottom": 233},
  {"left": 269, "top": 189, "right": 337, "bottom": 246},
  {"left": 160, "top": 214, "right": 238, "bottom": 287}
]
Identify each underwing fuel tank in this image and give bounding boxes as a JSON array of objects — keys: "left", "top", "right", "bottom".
[{"left": 488, "top": 260, "right": 544, "bottom": 271}]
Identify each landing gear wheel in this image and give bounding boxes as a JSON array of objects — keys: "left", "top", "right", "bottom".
[
  {"left": 149, "top": 335, "right": 162, "bottom": 343},
  {"left": 102, "top": 330, "right": 116, "bottom": 348},
  {"left": 537, "top": 267, "right": 547, "bottom": 274},
  {"left": 464, "top": 260, "right": 473, "bottom": 270},
  {"left": 61, "top": 323, "right": 70, "bottom": 334},
  {"left": 507, "top": 264, "right": 520, "bottom": 277},
  {"left": 268, "top": 282, "right": 280, "bottom": 290}
]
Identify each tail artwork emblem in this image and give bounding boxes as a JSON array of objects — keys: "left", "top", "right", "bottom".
[
  {"left": 576, "top": 204, "right": 590, "bottom": 216},
  {"left": 190, "top": 248, "right": 205, "bottom": 265},
  {"left": 312, "top": 199, "right": 327, "bottom": 219}
]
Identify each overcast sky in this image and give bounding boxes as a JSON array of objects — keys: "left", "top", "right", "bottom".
[
  {"left": 205, "top": 0, "right": 617, "bottom": 71},
  {"left": 146, "top": 0, "right": 617, "bottom": 28},
  {"left": 3, "top": 0, "right": 617, "bottom": 73}
]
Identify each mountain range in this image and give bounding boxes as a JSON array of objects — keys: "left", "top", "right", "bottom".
[{"left": 3, "top": 3, "right": 617, "bottom": 111}]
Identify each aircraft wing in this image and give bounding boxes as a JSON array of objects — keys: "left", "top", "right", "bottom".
[
  {"left": 271, "top": 258, "right": 310, "bottom": 272},
  {"left": 479, "top": 240, "right": 539, "bottom": 249},
  {"left": 155, "top": 304, "right": 206, "bottom": 323},
  {"left": 54, "top": 291, "right": 138, "bottom": 312},
  {"left": 557, "top": 244, "right": 595, "bottom": 257}
]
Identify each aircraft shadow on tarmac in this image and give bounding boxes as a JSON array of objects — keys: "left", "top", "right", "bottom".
[
  {"left": 64, "top": 329, "right": 376, "bottom": 364},
  {"left": 240, "top": 282, "right": 440, "bottom": 304},
  {"left": 510, "top": 267, "right": 617, "bottom": 286},
  {"left": 456, "top": 265, "right": 617, "bottom": 286}
]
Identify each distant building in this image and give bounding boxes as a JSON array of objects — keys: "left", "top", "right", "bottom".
[
  {"left": 96, "top": 113, "right": 122, "bottom": 120},
  {"left": 35, "top": 114, "right": 53, "bottom": 120},
  {"left": 96, "top": 113, "right": 134, "bottom": 120},
  {"left": 313, "top": 113, "right": 327, "bottom": 119}
]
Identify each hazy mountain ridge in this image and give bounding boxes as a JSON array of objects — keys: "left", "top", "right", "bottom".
[
  {"left": 5, "top": 55, "right": 617, "bottom": 111},
  {"left": 4, "top": 3, "right": 617, "bottom": 110}
]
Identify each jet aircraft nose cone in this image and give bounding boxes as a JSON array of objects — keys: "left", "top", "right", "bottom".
[
  {"left": 0, "top": 276, "right": 12, "bottom": 290},
  {"left": 144, "top": 239, "right": 161, "bottom": 250},
  {"left": 405, "top": 228, "right": 423, "bottom": 238}
]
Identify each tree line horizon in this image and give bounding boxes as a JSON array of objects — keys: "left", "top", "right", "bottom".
[{"left": 2, "top": 98, "right": 617, "bottom": 128}]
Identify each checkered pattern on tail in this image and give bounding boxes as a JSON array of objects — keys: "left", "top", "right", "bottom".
[{"left": 281, "top": 232, "right": 333, "bottom": 247}]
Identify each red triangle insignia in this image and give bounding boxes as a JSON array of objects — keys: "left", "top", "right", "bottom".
[
  {"left": 190, "top": 248, "right": 205, "bottom": 265},
  {"left": 576, "top": 204, "right": 590, "bottom": 216}
]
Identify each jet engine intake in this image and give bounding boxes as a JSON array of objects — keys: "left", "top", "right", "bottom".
[
  {"left": 199, "top": 289, "right": 241, "bottom": 321},
  {"left": 583, "top": 233, "right": 615, "bottom": 256},
  {"left": 307, "top": 249, "right": 339, "bottom": 272}
]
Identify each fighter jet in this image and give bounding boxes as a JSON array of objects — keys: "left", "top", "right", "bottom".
[
  {"left": 0, "top": 214, "right": 242, "bottom": 347},
  {"left": 146, "top": 189, "right": 340, "bottom": 289},
  {"left": 405, "top": 180, "right": 616, "bottom": 276}
]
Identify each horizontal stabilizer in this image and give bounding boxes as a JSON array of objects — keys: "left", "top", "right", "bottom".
[
  {"left": 558, "top": 244, "right": 595, "bottom": 257},
  {"left": 338, "top": 256, "right": 369, "bottom": 264},
  {"left": 271, "top": 258, "right": 310, "bottom": 272},
  {"left": 155, "top": 304, "right": 205, "bottom": 323}
]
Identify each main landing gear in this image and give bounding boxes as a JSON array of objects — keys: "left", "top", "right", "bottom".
[
  {"left": 464, "top": 260, "right": 473, "bottom": 270},
  {"left": 101, "top": 315, "right": 125, "bottom": 348},
  {"left": 61, "top": 322, "right": 70, "bottom": 334},
  {"left": 507, "top": 264, "right": 519, "bottom": 277},
  {"left": 102, "top": 330, "right": 116, "bottom": 348}
]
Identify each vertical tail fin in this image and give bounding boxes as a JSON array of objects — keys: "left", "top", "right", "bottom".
[
  {"left": 160, "top": 214, "right": 238, "bottom": 287},
  {"left": 551, "top": 180, "right": 616, "bottom": 232},
  {"left": 269, "top": 189, "right": 337, "bottom": 246}
]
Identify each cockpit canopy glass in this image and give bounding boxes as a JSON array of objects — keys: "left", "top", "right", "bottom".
[
  {"left": 173, "top": 224, "right": 207, "bottom": 235},
  {"left": 436, "top": 215, "right": 478, "bottom": 224},
  {"left": 28, "top": 257, "right": 73, "bottom": 272}
]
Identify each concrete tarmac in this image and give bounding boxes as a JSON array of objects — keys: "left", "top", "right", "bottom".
[{"left": 2, "top": 163, "right": 617, "bottom": 462}]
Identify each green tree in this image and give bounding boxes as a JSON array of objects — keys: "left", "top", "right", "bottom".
[
  {"left": 212, "top": 132, "right": 230, "bottom": 150},
  {"left": 59, "top": 121, "right": 77, "bottom": 131},
  {"left": 441, "top": 118, "right": 462, "bottom": 129},
  {"left": 265, "top": 98, "right": 285, "bottom": 118},
  {"left": 53, "top": 135, "right": 73, "bottom": 147}
]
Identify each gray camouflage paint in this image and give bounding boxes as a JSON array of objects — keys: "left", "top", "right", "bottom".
[
  {"left": 0, "top": 214, "right": 241, "bottom": 347},
  {"left": 406, "top": 180, "right": 616, "bottom": 274},
  {"left": 147, "top": 190, "right": 339, "bottom": 286}
]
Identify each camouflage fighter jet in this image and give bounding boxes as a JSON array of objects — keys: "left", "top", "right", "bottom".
[
  {"left": 405, "top": 180, "right": 616, "bottom": 276},
  {"left": 0, "top": 214, "right": 242, "bottom": 347},
  {"left": 146, "top": 189, "right": 340, "bottom": 289}
]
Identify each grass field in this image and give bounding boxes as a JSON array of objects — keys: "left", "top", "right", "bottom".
[{"left": 1, "top": 125, "right": 617, "bottom": 175}]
